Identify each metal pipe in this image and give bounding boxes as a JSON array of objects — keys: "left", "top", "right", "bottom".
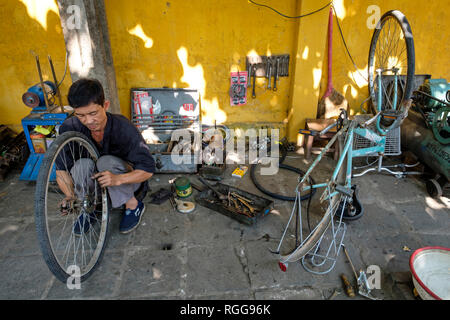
[
  {"left": 48, "top": 55, "right": 64, "bottom": 113},
  {"left": 34, "top": 54, "right": 50, "bottom": 112}
]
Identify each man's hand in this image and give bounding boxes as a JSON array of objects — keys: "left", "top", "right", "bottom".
[
  {"left": 59, "top": 196, "right": 76, "bottom": 216},
  {"left": 92, "top": 171, "right": 122, "bottom": 187}
]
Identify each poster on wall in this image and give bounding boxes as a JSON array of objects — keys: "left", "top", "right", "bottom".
[
  {"left": 230, "top": 71, "right": 248, "bottom": 106},
  {"left": 133, "top": 91, "right": 153, "bottom": 115}
]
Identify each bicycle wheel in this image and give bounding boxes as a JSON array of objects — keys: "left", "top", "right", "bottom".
[
  {"left": 35, "top": 131, "right": 110, "bottom": 283},
  {"left": 278, "top": 128, "right": 349, "bottom": 265},
  {"left": 368, "top": 10, "right": 415, "bottom": 116},
  {"left": 279, "top": 190, "right": 344, "bottom": 265}
]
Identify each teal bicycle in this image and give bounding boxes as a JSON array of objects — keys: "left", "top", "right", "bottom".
[{"left": 274, "top": 10, "right": 416, "bottom": 274}]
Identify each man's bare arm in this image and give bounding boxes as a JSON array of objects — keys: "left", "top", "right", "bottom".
[
  {"left": 93, "top": 169, "right": 153, "bottom": 188},
  {"left": 56, "top": 170, "right": 75, "bottom": 199}
]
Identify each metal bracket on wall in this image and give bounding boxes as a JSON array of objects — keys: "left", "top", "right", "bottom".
[{"left": 245, "top": 54, "right": 290, "bottom": 96}]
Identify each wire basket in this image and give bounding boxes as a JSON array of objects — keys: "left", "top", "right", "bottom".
[{"left": 353, "top": 122, "right": 401, "bottom": 156}]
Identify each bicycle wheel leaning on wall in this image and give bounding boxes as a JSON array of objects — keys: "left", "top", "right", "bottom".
[{"left": 368, "top": 10, "right": 415, "bottom": 127}]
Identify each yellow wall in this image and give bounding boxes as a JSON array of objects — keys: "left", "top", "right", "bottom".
[
  {"left": 0, "top": 0, "right": 71, "bottom": 133},
  {"left": 1, "top": 0, "right": 449, "bottom": 144},
  {"left": 104, "top": 0, "right": 299, "bottom": 133},
  {"left": 332, "top": 0, "right": 450, "bottom": 110},
  {"left": 289, "top": 0, "right": 450, "bottom": 143},
  {"left": 288, "top": 0, "right": 330, "bottom": 145}
]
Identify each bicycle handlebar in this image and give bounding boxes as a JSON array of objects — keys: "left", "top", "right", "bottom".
[{"left": 380, "top": 99, "right": 412, "bottom": 132}]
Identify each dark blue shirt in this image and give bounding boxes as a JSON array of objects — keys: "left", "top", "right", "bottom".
[{"left": 56, "top": 112, "right": 155, "bottom": 173}]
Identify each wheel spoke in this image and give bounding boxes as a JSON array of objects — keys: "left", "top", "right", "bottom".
[
  {"left": 369, "top": 11, "right": 414, "bottom": 117},
  {"left": 35, "top": 132, "right": 109, "bottom": 283}
]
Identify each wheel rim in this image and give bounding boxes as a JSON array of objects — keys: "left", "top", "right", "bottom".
[
  {"left": 279, "top": 190, "right": 344, "bottom": 263},
  {"left": 369, "top": 12, "right": 414, "bottom": 113},
  {"left": 43, "top": 136, "right": 108, "bottom": 279}
]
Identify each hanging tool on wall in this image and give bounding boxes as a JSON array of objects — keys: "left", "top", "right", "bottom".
[
  {"left": 247, "top": 63, "right": 252, "bottom": 88},
  {"left": 273, "top": 57, "right": 280, "bottom": 92},
  {"left": 252, "top": 64, "right": 257, "bottom": 98},
  {"left": 245, "top": 54, "right": 290, "bottom": 99}
]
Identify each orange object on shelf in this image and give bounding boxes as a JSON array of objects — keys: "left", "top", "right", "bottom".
[{"left": 30, "top": 132, "right": 46, "bottom": 153}]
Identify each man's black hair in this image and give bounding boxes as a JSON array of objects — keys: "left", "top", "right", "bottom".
[{"left": 67, "top": 78, "right": 105, "bottom": 108}]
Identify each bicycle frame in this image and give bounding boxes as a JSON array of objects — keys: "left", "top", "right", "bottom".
[
  {"left": 298, "top": 70, "right": 397, "bottom": 198},
  {"left": 275, "top": 71, "right": 396, "bottom": 274},
  {"left": 295, "top": 114, "right": 387, "bottom": 206},
  {"left": 275, "top": 117, "right": 386, "bottom": 270}
]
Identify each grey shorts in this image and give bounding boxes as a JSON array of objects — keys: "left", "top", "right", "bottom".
[{"left": 70, "top": 155, "right": 141, "bottom": 208}]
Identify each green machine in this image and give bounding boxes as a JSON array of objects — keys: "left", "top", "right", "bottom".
[
  {"left": 414, "top": 79, "right": 450, "bottom": 144},
  {"left": 402, "top": 78, "right": 450, "bottom": 197}
]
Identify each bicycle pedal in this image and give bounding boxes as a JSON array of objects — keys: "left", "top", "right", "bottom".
[
  {"left": 381, "top": 111, "right": 400, "bottom": 120},
  {"left": 298, "top": 129, "right": 318, "bottom": 136}
]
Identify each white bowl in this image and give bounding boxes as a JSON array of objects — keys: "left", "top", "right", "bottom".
[{"left": 410, "top": 246, "right": 450, "bottom": 300}]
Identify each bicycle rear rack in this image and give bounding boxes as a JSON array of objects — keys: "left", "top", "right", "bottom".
[
  {"left": 301, "top": 195, "right": 348, "bottom": 275},
  {"left": 275, "top": 184, "right": 350, "bottom": 275}
]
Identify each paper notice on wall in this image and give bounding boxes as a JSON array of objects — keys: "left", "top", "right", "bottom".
[
  {"left": 133, "top": 91, "right": 153, "bottom": 115},
  {"left": 230, "top": 71, "right": 248, "bottom": 106}
]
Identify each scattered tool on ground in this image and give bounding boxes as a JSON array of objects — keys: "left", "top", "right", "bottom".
[
  {"left": 198, "top": 176, "right": 228, "bottom": 200},
  {"left": 197, "top": 178, "right": 260, "bottom": 218},
  {"left": 149, "top": 188, "right": 173, "bottom": 204},
  {"left": 343, "top": 245, "right": 358, "bottom": 280},
  {"left": 173, "top": 197, "right": 195, "bottom": 214},
  {"left": 342, "top": 245, "right": 380, "bottom": 300},
  {"left": 168, "top": 178, "right": 196, "bottom": 214},
  {"left": 328, "top": 288, "right": 341, "bottom": 300},
  {"left": 340, "top": 274, "right": 355, "bottom": 297}
]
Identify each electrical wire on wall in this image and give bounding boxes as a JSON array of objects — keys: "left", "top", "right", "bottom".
[
  {"left": 248, "top": 0, "right": 368, "bottom": 87},
  {"left": 330, "top": 5, "right": 368, "bottom": 84},
  {"left": 247, "top": 1, "right": 373, "bottom": 203},
  {"left": 248, "top": 0, "right": 332, "bottom": 19}
]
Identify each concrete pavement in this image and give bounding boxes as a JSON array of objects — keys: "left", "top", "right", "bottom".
[{"left": 0, "top": 152, "right": 448, "bottom": 300}]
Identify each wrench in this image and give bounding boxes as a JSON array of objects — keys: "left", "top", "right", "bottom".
[
  {"left": 273, "top": 57, "right": 279, "bottom": 91},
  {"left": 252, "top": 64, "right": 257, "bottom": 98},
  {"left": 247, "top": 61, "right": 252, "bottom": 88}
]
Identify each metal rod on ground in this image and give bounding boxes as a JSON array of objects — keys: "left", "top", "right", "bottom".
[{"left": 343, "top": 245, "right": 359, "bottom": 280}]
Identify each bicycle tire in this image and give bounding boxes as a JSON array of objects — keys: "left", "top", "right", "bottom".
[
  {"left": 249, "top": 141, "right": 317, "bottom": 201},
  {"left": 250, "top": 163, "right": 315, "bottom": 201},
  {"left": 279, "top": 193, "right": 341, "bottom": 263},
  {"left": 35, "top": 131, "right": 110, "bottom": 283},
  {"left": 368, "top": 10, "right": 415, "bottom": 118},
  {"left": 279, "top": 133, "right": 347, "bottom": 264}
]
